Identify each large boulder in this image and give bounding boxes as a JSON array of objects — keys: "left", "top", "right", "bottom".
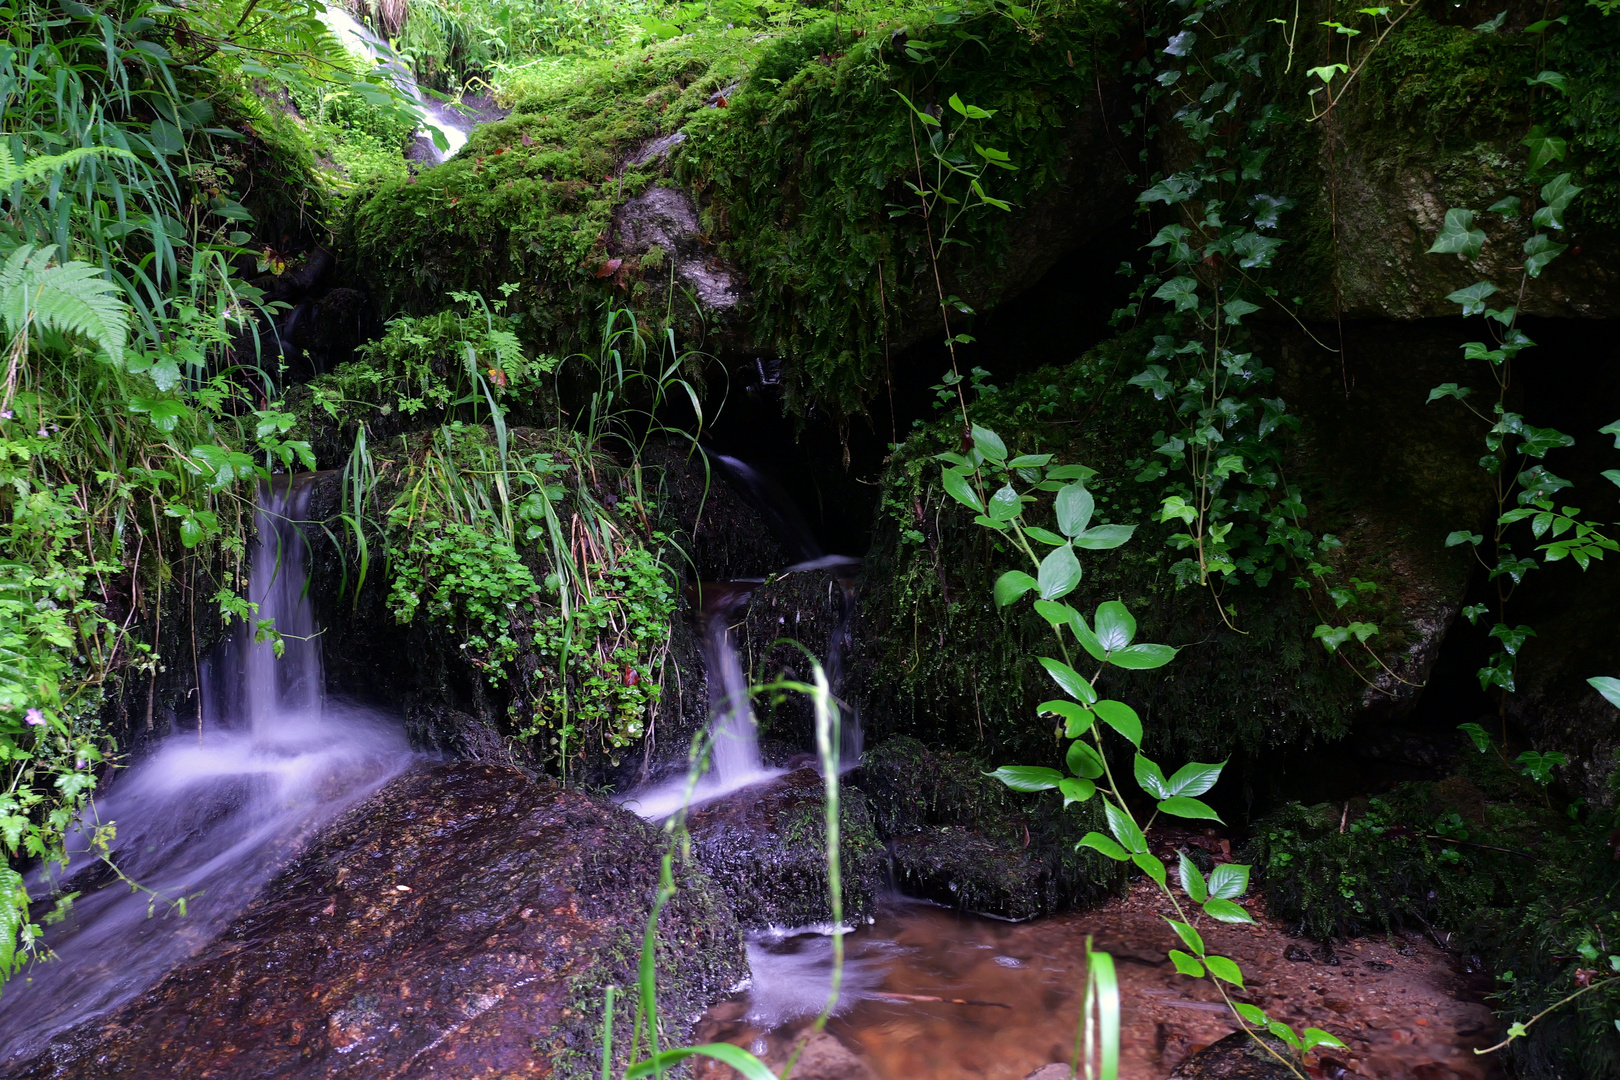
[{"left": 16, "top": 763, "right": 743, "bottom": 1080}]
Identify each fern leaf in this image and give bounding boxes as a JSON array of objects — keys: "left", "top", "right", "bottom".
[
  {"left": 0, "top": 245, "right": 129, "bottom": 364},
  {"left": 0, "top": 145, "right": 136, "bottom": 189}
]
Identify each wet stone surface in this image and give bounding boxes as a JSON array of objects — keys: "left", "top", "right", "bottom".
[
  {"left": 692, "top": 881, "right": 1502, "bottom": 1080},
  {"left": 15, "top": 762, "right": 743, "bottom": 1080}
]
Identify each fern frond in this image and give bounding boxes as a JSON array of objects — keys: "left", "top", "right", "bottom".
[
  {"left": 0, "top": 245, "right": 130, "bottom": 364},
  {"left": 0, "top": 144, "right": 138, "bottom": 189}
]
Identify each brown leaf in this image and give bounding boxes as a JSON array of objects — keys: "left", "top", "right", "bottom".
[{"left": 594, "top": 258, "right": 623, "bottom": 278}]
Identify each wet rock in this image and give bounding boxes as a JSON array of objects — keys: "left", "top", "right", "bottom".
[
  {"left": 1284, "top": 944, "right": 1314, "bottom": 963},
  {"left": 1166, "top": 1031, "right": 1299, "bottom": 1080},
  {"left": 1023, "top": 1066, "right": 1076, "bottom": 1080},
  {"left": 743, "top": 566, "right": 857, "bottom": 751},
  {"left": 615, "top": 185, "right": 743, "bottom": 314},
  {"left": 685, "top": 767, "right": 883, "bottom": 928},
  {"left": 642, "top": 438, "right": 792, "bottom": 580},
  {"left": 857, "top": 737, "right": 1116, "bottom": 921},
  {"left": 16, "top": 762, "right": 743, "bottom": 1080}
]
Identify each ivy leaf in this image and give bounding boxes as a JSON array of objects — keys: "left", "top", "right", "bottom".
[
  {"left": 1446, "top": 281, "right": 1498, "bottom": 316},
  {"left": 1522, "top": 126, "right": 1567, "bottom": 172},
  {"left": 1602, "top": 419, "right": 1620, "bottom": 450},
  {"left": 1039, "top": 656, "right": 1098, "bottom": 704},
  {"left": 994, "top": 571, "right": 1038, "bottom": 607},
  {"left": 1059, "top": 776, "right": 1097, "bottom": 807},
  {"left": 1039, "top": 544, "right": 1082, "bottom": 600},
  {"left": 1055, "top": 482, "right": 1095, "bottom": 537},
  {"left": 1178, "top": 852, "right": 1208, "bottom": 903},
  {"left": 1107, "top": 643, "right": 1177, "bottom": 669},
  {"left": 1457, "top": 721, "right": 1493, "bottom": 753},
  {"left": 1204, "top": 955, "right": 1244, "bottom": 985},
  {"left": 1094, "top": 601, "right": 1136, "bottom": 651},
  {"left": 1223, "top": 298, "right": 1261, "bottom": 324},
  {"left": 1158, "top": 795, "right": 1223, "bottom": 822},
  {"left": 1427, "top": 209, "right": 1485, "bottom": 258},
  {"left": 1169, "top": 949, "right": 1205, "bottom": 977},
  {"left": 1526, "top": 70, "right": 1568, "bottom": 94},
  {"left": 1067, "top": 740, "right": 1106, "bottom": 778},
  {"left": 1207, "top": 862, "right": 1251, "bottom": 899},
  {"left": 987, "top": 765, "right": 1063, "bottom": 792},
  {"left": 1523, "top": 233, "right": 1568, "bottom": 278},
  {"left": 1094, "top": 700, "right": 1143, "bottom": 746},
  {"left": 1154, "top": 276, "right": 1201, "bottom": 312},
  {"left": 940, "top": 467, "right": 983, "bottom": 512},
  {"left": 1231, "top": 232, "right": 1283, "bottom": 269},
  {"left": 1079, "top": 831, "right": 1129, "bottom": 861},
  {"left": 1532, "top": 173, "right": 1581, "bottom": 229},
  {"left": 1428, "top": 383, "right": 1473, "bottom": 403}
]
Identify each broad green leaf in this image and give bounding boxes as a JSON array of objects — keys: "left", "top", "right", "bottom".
[
  {"left": 1134, "top": 753, "right": 1171, "bottom": 798},
  {"left": 1268, "top": 1022, "right": 1303, "bottom": 1051},
  {"left": 1047, "top": 464, "right": 1098, "bottom": 482},
  {"left": 1207, "top": 862, "right": 1250, "bottom": 899},
  {"left": 1039, "top": 657, "right": 1098, "bottom": 703},
  {"left": 1025, "top": 526, "right": 1068, "bottom": 546},
  {"left": 1067, "top": 740, "right": 1106, "bottom": 779},
  {"left": 1428, "top": 383, "right": 1473, "bottom": 403},
  {"left": 1526, "top": 69, "right": 1568, "bottom": 94},
  {"left": 1094, "top": 700, "right": 1142, "bottom": 746},
  {"left": 1055, "top": 483, "right": 1095, "bottom": 537},
  {"left": 1039, "top": 544, "right": 1082, "bottom": 599},
  {"left": 1301, "top": 1028, "right": 1348, "bottom": 1053},
  {"left": 128, "top": 396, "right": 191, "bottom": 432},
  {"left": 1447, "top": 281, "right": 1498, "bottom": 316},
  {"left": 1178, "top": 851, "right": 1208, "bottom": 903},
  {"left": 1008, "top": 453, "right": 1053, "bottom": 468},
  {"left": 1204, "top": 955, "right": 1243, "bottom": 985},
  {"left": 1074, "top": 524, "right": 1136, "bottom": 550},
  {"left": 971, "top": 425, "right": 1007, "bottom": 464},
  {"left": 1072, "top": 612, "right": 1107, "bottom": 663},
  {"left": 1445, "top": 531, "right": 1483, "bottom": 547},
  {"left": 1033, "top": 599, "right": 1080, "bottom": 631},
  {"left": 1523, "top": 233, "right": 1567, "bottom": 277},
  {"left": 1590, "top": 677, "right": 1620, "bottom": 710},
  {"left": 994, "top": 571, "right": 1038, "bottom": 607},
  {"left": 1107, "top": 643, "right": 1177, "bottom": 669},
  {"left": 1427, "top": 208, "right": 1485, "bottom": 258},
  {"left": 1523, "top": 126, "right": 1568, "bottom": 171},
  {"left": 1157, "top": 796, "right": 1223, "bottom": 822},
  {"left": 1164, "top": 918, "right": 1205, "bottom": 956},
  {"left": 1236, "top": 1003, "right": 1268, "bottom": 1025},
  {"left": 1533, "top": 172, "right": 1581, "bottom": 229},
  {"left": 1232, "top": 231, "right": 1283, "bottom": 269},
  {"left": 1202, "top": 898, "right": 1254, "bottom": 923},
  {"left": 1168, "top": 949, "right": 1205, "bottom": 977},
  {"left": 940, "top": 467, "right": 983, "bottom": 512},
  {"left": 1154, "top": 276, "right": 1200, "bottom": 312},
  {"left": 1132, "top": 851, "right": 1167, "bottom": 886},
  {"left": 1078, "top": 831, "right": 1129, "bottom": 860},
  {"left": 1059, "top": 776, "right": 1097, "bottom": 806},
  {"left": 988, "top": 765, "right": 1063, "bottom": 792},
  {"left": 1457, "top": 721, "right": 1493, "bottom": 752},
  {"left": 1105, "top": 801, "right": 1148, "bottom": 854},
  {"left": 625, "top": 1045, "right": 778, "bottom": 1080},
  {"left": 1165, "top": 760, "right": 1224, "bottom": 798},
  {"left": 1094, "top": 601, "right": 1136, "bottom": 651},
  {"left": 1041, "top": 699, "right": 1094, "bottom": 735},
  {"left": 987, "top": 484, "right": 1022, "bottom": 521}
]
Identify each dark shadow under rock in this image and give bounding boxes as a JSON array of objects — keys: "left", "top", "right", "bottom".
[
  {"left": 685, "top": 767, "right": 883, "bottom": 928},
  {"left": 856, "top": 736, "right": 1118, "bottom": 921},
  {"left": 16, "top": 762, "right": 743, "bottom": 1080},
  {"left": 1166, "top": 1032, "right": 1299, "bottom": 1080}
]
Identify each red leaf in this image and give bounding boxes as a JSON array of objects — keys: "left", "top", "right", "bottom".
[{"left": 595, "top": 258, "right": 623, "bottom": 278}]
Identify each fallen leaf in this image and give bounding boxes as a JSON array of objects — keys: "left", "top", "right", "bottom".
[{"left": 595, "top": 258, "right": 623, "bottom": 278}]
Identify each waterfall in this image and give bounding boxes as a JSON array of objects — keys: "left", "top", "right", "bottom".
[
  {"left": 0, "top": 477, "right": 415, "bottom": 1062},
  {"left": 318, "top": 6, "right": 469, "bottom": 160},
  {"left": 620, "top": 583, "right": 782, "bottom": 820}
]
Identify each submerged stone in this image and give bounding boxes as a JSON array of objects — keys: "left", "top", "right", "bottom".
[{"left": 16, "top": 762, "right": 743, "bottom": 1080}]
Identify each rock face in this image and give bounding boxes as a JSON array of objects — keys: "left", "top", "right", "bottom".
[
  {"left": 685, "top": 767, "right": 883, "bottom": 928},
  {"left": 17, "top": 763, "right": 743, "bottom": 1080}
]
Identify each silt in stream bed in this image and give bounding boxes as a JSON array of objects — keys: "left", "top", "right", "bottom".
[{"left": 692, "top": 883, "right": 1503, "bottom": 1080}]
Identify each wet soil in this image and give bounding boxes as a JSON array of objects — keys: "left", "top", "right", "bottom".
[{"left": 692, "top": 881, "right": 1502, "bottom": 1080}]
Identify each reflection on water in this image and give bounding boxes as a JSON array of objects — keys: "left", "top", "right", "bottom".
[{"left": 696, "top": 890, "right": 1503, "bottom": 1080}]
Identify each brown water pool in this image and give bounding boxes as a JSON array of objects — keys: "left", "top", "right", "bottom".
[{"left": 692, "top": 882, "right": 1502, "bottom": 1080}]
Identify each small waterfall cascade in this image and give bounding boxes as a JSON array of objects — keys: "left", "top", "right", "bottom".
[
  {"left": 318, "top": 6, "right": 469, "bottom": 160},
  {"left": 621, "top": 582, "right": 783, "bottom": 820},
  {"left": 0, "top": 477, "right": 415, "bottom": 1062}
]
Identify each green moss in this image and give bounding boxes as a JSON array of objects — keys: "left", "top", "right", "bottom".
[{"left": 1360, "top": 11, "right": 1535, "bottom": 144}]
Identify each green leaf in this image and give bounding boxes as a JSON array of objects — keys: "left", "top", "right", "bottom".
[
  {"left": 1132, "top": 851, "right": 1168, "bottom": 886},
  {"left": 1447, "top": 281, "right": 1498, "bottom": 316},
  {"left": 1236, "top": 1003, "right": 1269, "bottom": 1026},
  {"left": 1008, "top": 454, "right": 1053, "bottom": 469},
  {"left": 1268, "top": 1022, "right": 1302, "bottom": 1051},
  {"left": 625, "top": 1045, "right": 778, "bottom": 1080},
  {"left": 1078, "top": 831, "right": 1129, "bottom": 860},
  {"left": 1041, "top": 699, "right": 1094, "bottom": 734},
  {"left": 940, "top": 467, "right": 983, "bottom": 512},
  {"left": 988, "top": 765, "right": 1063, "bottom": 792},
  {"left": 1033, "top": 599, "right": 1079, "bottom": 631},
  {"left": 994, "top": 571, "right": 1038, "bottom": 607},
  {"left": 1168, "top": 949, "right": 1205, "bottom": 977},
  {"left": 1154, "top": 276, "right": 1201, "bottom": 312},
  {"left": 1178, "top": 851, "right": 1208, "bottom": 902},
  {"left": 1207, "top": 862, "right": 1250, "bottom": 899},
  {"left": 1526, "top": 69, "right": 1568, "bottom": 93},
  {"left": 1523, "top": 126, "right": 1568, "bottom": 172},
  {"left": 1025, "top": 526, "right": 1068, "bottom": 546},
  {"left": 1094, "top": 700, "right": 1142, "bottom": 746},
  {"left": 128, "top": 396, "right": 191, "bottom": 432},
  {"left": 1039, "top": 657, "right": 1098, "bottom": 704},
  {"left": 1204, "top": 955, "right": 1243, "bottom": 985},
  {"left": 1073, "top": 524, "right": 1137, "bottom": 550},
  {"left": 1157, "top": 796, "right": 1223, "bottom": 822},
  {"left": 1165, "top": 918, "right": 1205, "bottom": 956},
  {"left": 1107, "top": 643, "right": 1177, "bottom": 669},
  {"left": 1488, "top": 195, "right": 1522, "bottom": 216},
  {"left": 1059, "top": 776, "right": 1097, "bottom": 806},
  {"left": 1590, "top": 677, "right": 1620, "bottom": 710},
  {"left": 987, "top": 484, "right": 1022, "bottom": 522},
  {"left": 1202, "top": 898, "right": 1254, "bottom": 923},
  {"left": 971, "top": 425, "right": 1007, "bottom": 464},
  {"left": 1427, "top": 209, "right": 1486, "bottom": 259},
  {"left": 1533, "top": 173, "right": 1581, "bottom": 229},
  {"left": 1134, "top": 753, "right": 1171, "bottom": 798},
  {"left": 1055, "top": 483, "right": 1095, "bottom": 537},
  {"left": 0, "top": 244, "right": 130, "bottom": 364},
  {"left": 1458, "top": 721, "right": 1493, "bottom": 753},
  {"left": 1165, "top": 760, "right": 1224, "bottom": 798},
  {"left": 1067, "top": 740, "right": 1107, "bottom": 779},
  {"left": 1071, "top": 612, "right": 1107, "bottom": 663},
  {"left": 1523, "top": 233, "right": 1567, "bottom": 278},
  {"left": 1301, "top": 1028, "right": 1348, "bottom": 1053},
  {"left": 1428, "top": 383, "right": 1473, "bottom": 403},
  {"left": 1039, "top": 544, "right": 1082, "bottom": 600},
  {"left": 1232, "top": 231, "right": 1283, "bottom": 269},
  {"left": 1094, "top": 601, "right": 1136, "bottom": 651},
  {"left": 1105, "top": 802, "right": 1148, "bottom": 854},
  {"left": 1446, "top": 531, "right": 1484, "bottom": 547}
]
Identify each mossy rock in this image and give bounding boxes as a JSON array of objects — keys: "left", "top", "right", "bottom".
[
  {"left": 856, "top": 736, "right": 1118, "bottom": 920},
  {"left": 684, "top": 767, "right": 884, "bottom": 927}
]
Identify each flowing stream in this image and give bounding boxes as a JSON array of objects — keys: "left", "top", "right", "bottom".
[
  {"left": 0, "top": 477, "right": 416, "bottom": 1062},
  {"left": 318, "top": 6, "right": 469, "bottom": 160}
]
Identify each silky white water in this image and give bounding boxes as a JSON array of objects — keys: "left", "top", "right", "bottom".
[
  {"left": 318, "top": 6, "right": 469, "bottom": 159},
  {"left": 0, "top": 478, "right": 415, "bottom": 1062}
]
